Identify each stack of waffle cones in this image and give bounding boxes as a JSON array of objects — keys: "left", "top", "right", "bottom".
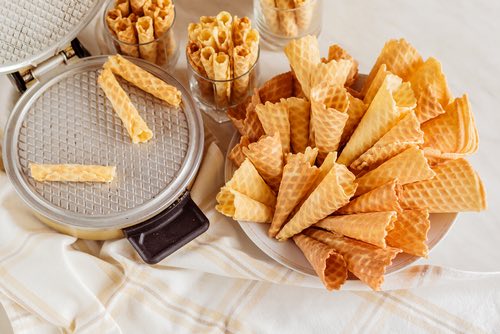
[
  {"left": 106, "top": 0, "right": 176, "bottom": 67},
  {"left": 216, "top": 35, "right": 486, "bottom": 292},
  {"left": 186, "top": 12, "right": 260, "bottom": 108},
  {"left": 259, "top": 0, "right": 318, "bottom": 38}
]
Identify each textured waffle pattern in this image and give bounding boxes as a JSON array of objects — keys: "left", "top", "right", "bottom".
[
  {"left": 351, "top": 111, "right": 424, "bottom": 171},
  {"left": 0, "top": 0, "right": 97, "bottom": 66},
  {"left": 269, "top": 155, "right": 318, "bottom": 237},
  {"left": 305, "top": 229, "right": 402, "bottom": 291},
  {"left": 293, "top": 234, "right": 347, "bottom": 290},
  {"left": 315, "top": 212, "right": 397, "bottom": 248},
  {"left": 276, "top": 0, "right": 298, "bottom": 37},
  {"left": 338, "top": 179, "right": 402, "bottom": 214},
  {"left": 393, "top": 82, "right": 417, "bottom": 111},
  {"left": 408, "top": 57, "right": 452, "bottom": 107},
  {"left": 105, "top": 55, "right": 182, "bottom": 106},
  {"left": 386, "top": 209, "right": 430, "bottom": 257},
  {"left": 226, "top": 159, "right": 277, "bottom": 207},
  {"left": 327, "top": 44, "right": 359, "bottom": 87},
  {"left": 310, "top": 59, "right": 352, "bottom": 89},
  {"left": 243, "top": 133, "right": 283, "bottom": 191},
  {"left": 258, "top": 72, "right": 295, "bottom": 103},
  {"left": 363, "top": 64, "right": 392, "bottom": 105},
  {"left": 294, "top": 0, "right": 315, "bottom": 31},
  {"left": 340, "top": 94, "right": 367, "bottom": 147},
  {"left": 228, "top": 136, "right": 250, "bottom": 167},
  {"left": 286, "top": 97, "right": 310, "bottom": 153},
  {"left": 259, "top": 0, "right": 280, "bottom": 34},
  {"left": 18, "top": 69, "right": 189, "bottom": 215},
  {"left": 339, "top": 77, "right": 401, "bottom": 166},
  {"left": 30, "top": 164, "right": 115, "bottom": 182},
  {"left": 414, "top": 85, "right": 446, "bottom": 123},
  {"left": 363, "top": 38, "right": 423, "bottom": 95},
  {"left": 400, "top": 158, "right": 486, "bottom": 212},
  {"left": 355, "top": 146, "right": 435, "bottom": 195},
  {"left": 233, "top": 45, "right": 252, "bottom": 101},
  {"left": 284, "top": 36, "right": 321, "bottom": 98},
  {"left": 216, "top": 187, "right": 274, "bottom": 223},
  {"left": 256, "top": 101, "right": 291, "bottom": 154},
  {"left": 243, "top": 91, "right": 265, "bottom": 141},
  {"left": 276, "top": 163, "right": 356, "bottom": 240},
  {"left": 422, "top": 95, "right": 478, "bottom": 156}
]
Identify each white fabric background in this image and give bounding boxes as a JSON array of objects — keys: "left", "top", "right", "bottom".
[{"left": 0, "top": 0, "right": 499, "bottom": 332}]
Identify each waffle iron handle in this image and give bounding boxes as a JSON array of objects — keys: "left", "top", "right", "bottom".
[{"left": 123, "top": 191, "right": 209, "bottom": 265}]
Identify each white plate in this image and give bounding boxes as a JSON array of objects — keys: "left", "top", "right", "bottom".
[{"left": 225, "top": 133, "right": 457, "bottom": 278}]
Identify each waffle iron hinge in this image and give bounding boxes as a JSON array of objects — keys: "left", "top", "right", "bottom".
[{"left": 8, "top": 38, "right": 90, "bottom": 93}]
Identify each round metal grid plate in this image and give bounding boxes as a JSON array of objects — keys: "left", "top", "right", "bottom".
[
  {"left": 0, "top": 0, "right": 102, "bottom": 74},
  {"left": 3, "top": 56, "right": 204, "bottom": 230}
]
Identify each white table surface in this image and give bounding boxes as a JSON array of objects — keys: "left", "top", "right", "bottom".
[{"left": 1, "top": 0, "right": 499, "bottom": 332}]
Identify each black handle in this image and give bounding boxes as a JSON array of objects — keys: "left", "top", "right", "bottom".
[{"left": 123, "top": 192, "right": 209, "bottom": 264}]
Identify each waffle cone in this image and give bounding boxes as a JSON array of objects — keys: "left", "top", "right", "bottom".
[
  {"left": 276, "top": 0, "right": 298, "bottom": 37},
  {"left": 243, "top": 90, "right": 265, "bottom": 141},
  {"left": 414, "top": 85, "right": 446, "bottom": 123},
  {"left": 106, "top": 9, "right": 122, "bottom": 34},
  {"left": 136, "top": 17, "right": 157, "bottom": 64},
  {"left": 233, "top": 45, "right": 252, "bottom": 101},
  {"left": 98, "top": 69, "right": 153, "bottom": 144},
  {"left": 244, "top": 29, "right": 259, "bottom": 67},
  {"left": 293, "top": 0, "right": 315, "bottom": 32},
  {"left": 408, "top": 57, "right": 452, "bottom": 108},
  {"left": 228, "top": 136, "right": 251, "bottom": 167},
  {"left": 104, "top": 55, "right": 181, "bottom": 106},
  {"left": 227, "top": 97, "right": 250, "bottom": 136},
  {"left": 225, "top": 159, "right": 277, "bottom": 207},
  {"left": 187, "top": 42, "right": 213, "bottom": 99},
  {"left": 276, "top": 163, "right": 356, "bottom": 240},
  {"left": 115, "top": 0, "right": 130, "bottom": 16},
  {"left": 304, "top": 229, "right": 402, "bottom": 291},
  {"left": 286, "top": 146, "right": 319, "bottom": 166},
  {"left": 315, "top": 211, "right": 397, "bottom": 248},
  {"left": 213, "top": 52, "right": 231, "bottom": 106},
  {"left": 284, "top": 36, "right": 321, "bottom": 99},
  {"left": 422, "top": 94, "right": 478, "bottom": 157},
  {"left": 269, "top": 154, "right": 319, "bottom": 237},
  {"left": 255, "top": 101, "right": 291, "bottom": 154},
  {"left": 400, "top": 158, "right": 486, "bottom": 213},
  {"left": 200, "top": 46, "right": 216, "bottom": 79},
  {"left": 285, "top": 97, "right": 310, "bottom": 153},
  {"left": 291, "top": 70, "right": 305, "bottom": 98},
  {"left": 362, "top": 38, "right": 423, "bottom": 95},
  {"left": 326, "top": 44, "right": 359, "bottom": 87},
  {"left": 393, "top": 82, "right": 417, "bottom": 112},
  {"left": 115, "top": 18, "right": 140, "bottom": 57},
  {"left": 338, "top": 76, "right": 402, "bottom": 166},
  {"left": 293, "top": 234, "right": 347, "bottom": 290},
  {"left": 351, "top": 111, "right": 424, "bottom": 171},
  {"left": 386, "top": 209, "right": 430, "bottom": 257},
  {"left": 339, "top": 94, "right": 367, "bottom": 147},
  {"left": 310, "top": 84, "right": 350, "bottom": 159},
  {"left": 337, "top": 179, "right": 402, "bottom": 214},
  {"left": 362, "top": 64, "right": 399, "bottom": 106},
  {"left": 355, "top": 146, "right": 435, "bottom": 195},
  {"left": 213, "top": 26, "right": 232, "bottom": 54},
  {"left": 259, "top": 72, "right": 295, "bottom": 103},
  {"left": 243, "top": 132, "right": 284, "bottom": 191},
  {"left": 143, "top": 0, "right": 159, "bottom": 19},
  {"left": 216, "top": 187, "right": 274, "bottom": 223},
  {"left": 259, "top": 0, "right": 280, "bottom": 34},
  {"left": 310, "top": 59, "right": 352, "bottom": 89}
]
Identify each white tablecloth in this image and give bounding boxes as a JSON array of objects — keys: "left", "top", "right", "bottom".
[{"left": 0, "top": 0, "right": 499, "bottom": 333}]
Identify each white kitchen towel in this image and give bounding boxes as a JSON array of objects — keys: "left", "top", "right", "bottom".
[{"left": 0, "top": 141, "right": 499, "bottom": 334}]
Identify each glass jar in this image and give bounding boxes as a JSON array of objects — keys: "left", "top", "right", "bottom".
[
  {"left": 254, "top": 0, "right": 322, "bottom": 49},
  {"left": 102, "top": 0, "right": 179, "bottom": 70}
]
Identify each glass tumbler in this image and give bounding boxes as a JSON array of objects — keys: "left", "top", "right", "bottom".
[
  {"left": 254, "top": 0, "right": 322, "bottom": 49},
  {"left": 102, "top": 0, "right": 179, "bottom": 70},
  {"left": 186, "top": 48, "right": 260, "bottom": 123}
]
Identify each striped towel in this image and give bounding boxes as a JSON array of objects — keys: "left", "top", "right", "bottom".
[{"left": 0, "top": 142, "right": 499, "bottom": 334}]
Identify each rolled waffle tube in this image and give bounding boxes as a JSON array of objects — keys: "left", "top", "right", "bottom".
[
  {"left": 104, "top": 54, "right": 182, "bottom": 107},
  {"left": 98, "top": 68, "right": 153, "bottom": 144},
  {"left": 30, "top": 164, "right": 116, "bottom": 182},
  {"left": 136, "top": 16, "right": 157, "bottom": 64}
]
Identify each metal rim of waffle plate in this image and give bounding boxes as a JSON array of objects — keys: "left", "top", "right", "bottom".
[
  {"left": 225, "top": 132, "right": 457, "bottom": 279},
  {"left": 0, "top": 0, "right": 103, "bottom": 74},
  {"left": 3, "top": 56, "right": 204, "bottom": 231}
]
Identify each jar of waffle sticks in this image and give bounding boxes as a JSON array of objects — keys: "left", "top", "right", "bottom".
[
  {"left": 103, "top": 0, "right": 179, "bottom": 70},
  {"left": 186, "top": 11, "right": 260, "bottom": 123},
  {"left": 254, "top": 0, "right": 322, "bottom": 48}
]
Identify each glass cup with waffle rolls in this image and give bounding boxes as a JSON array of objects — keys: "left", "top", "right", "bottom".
[
  {"left": 216, "top": 35, "right": 486, "bottom": 291},
  {"left": 186, "top": 11, "right": 260, "bottom": 123},
  {"left": 254, "top": 0, "right": 322, "bottom": 49},
  {"left": 103, "top": 0, "right": 179, "bottom": 70}
]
